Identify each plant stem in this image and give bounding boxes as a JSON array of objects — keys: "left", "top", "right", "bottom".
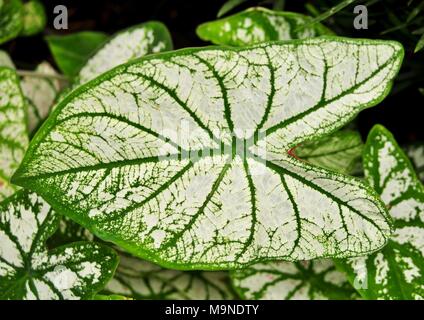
[{"left": 16, "top": 70, "right": 69, "bottom": 82}]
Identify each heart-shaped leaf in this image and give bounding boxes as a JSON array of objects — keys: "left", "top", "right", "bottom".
[
  {"left": 76, "top": 21, "right": 173, "bottom": 85},
  {"left": 104, "top": 251, "right": 235, "bottom": 300},
  {"left": 13, "top": 38, "right": 403, "bottom": 269},
  {"left": 0, "top": 0, "right": 23, "bottom": 45},
  {"left": 197, "top": 7, "right": 333, "bottom": 46},
  {"left": 20, "top": 62, "right": 61, "bottom": 133},
  {"left": 335, "top": 125, "right": 424, "bottom": 299},
  {"left": 0, "top": 67, "right": 28, "bottom": 201},
  {"left": 231, "top": 260, "right": 358, "bottom": 300},
  {"left": 20, "top": 0, "right": 46, "bottom": 37},
  {"left": 0, "top": 190, "right": 118, "bottom": 300},
  {"left": 295, "top": 130, "right": 363, "bottom": 175},
  {"left": 46, "top": 32, "right": 109, "bottom": 78},
  {"left": 406, "top": 143, "right": 424, "bottom": 183}
]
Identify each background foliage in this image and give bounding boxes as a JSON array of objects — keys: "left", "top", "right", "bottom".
[{"left": 3, "top": 0, "right": 422, "bottom": 147}]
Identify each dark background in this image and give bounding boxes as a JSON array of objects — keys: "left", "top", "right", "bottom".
[{"left": 2, "top": 0, "right": 423, "bottom": 145}]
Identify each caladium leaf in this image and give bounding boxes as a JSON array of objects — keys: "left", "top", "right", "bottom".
[
  {"left": 0, "top": 0, "right": 23, "bottom": 45},
  {"left": 0, "top": 190, "right": 118, "bottom": 300},
  {"left": 0, "top": 67, "right": 28, "bottom": 201},
  {"left": 12, "top": 38, "right": 403, "bottom": 269},
  {"left": 406, "top": 143, "right": 424, "bottom": 183},
  {"left": 20, "top": 62, "right": 61, "bottom": 133},
  {"left": 0, "top": 50, "right": 14, "bottom": 68},
  {"left": 197, "top": 7, "right": 333, "bottom": 46},
  {"left": 20, "top": 0, "right": 46, "bottom": 37},
  {"left": 295, "top": 131, "right": 363, "bottom": 175},
  {"left": 46, "top": 32, "right": 109, "bottom": 78},
  {"left": 104, "top": 252, "right": 235, "bottom": 300},
  {"left": 76, "top": 21, "right": 173, "bottom": 85},
  {"left": 335, "top": 125, "right": 424, "bottom": 299},
  {"left": 231, "top": 260, "right": 358, "bottom": 300}
]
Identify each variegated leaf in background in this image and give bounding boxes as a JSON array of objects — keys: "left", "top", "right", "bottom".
[
  {"left": 104, "top": 251, "right": 235, "bottom": 300},
  {"left": 295, "top": 130, "right": 363, "bottom": 175},
  {"left": 231, "top": 260, "right": 358, "bottom": 300},
  {"left": 0, "top": 0, "right": 23, "bottom": 45},
  {"left": 20, "top": 0, "right": 46, "bottom": 37},
  {"left": 406, "top": 143, "right": 424, "bottom": 183},
  {"left": 20, "top": 62, "right": 61, "bottom": 133},
  {"left": 0, "top": 67, "right": 28, "bottom": 201},
  {"left": 0, "top": 190, "right": 118, "bottom": 300},
  {"left": 12, "top": 38, "right": 402, "bottom": 269},
  {"left": 335, "top": 125, "right": 424, "bottom": 299},
  {"left": 197, "top": 7, "right": 333, "bottom": 46},
  {"left": 75, "top": 21, "right": 173, "bottom": 85}
]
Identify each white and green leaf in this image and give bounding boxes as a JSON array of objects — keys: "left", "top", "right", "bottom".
[
  {"left": 46, "top": 31, "right": 109, "bottom": 78},
  {"left": 0, "top": 190, "right": 119, "bottom": 300},
  {"left": 197, "top": 7, "right": 333, "bottom": 46},
  {"left": 76, "top": 21, "right": 173, "bottom": 85},
  {"left": 20, "top": 0, "right": 46, "bottom": 37},
  {"left": 295, "top": 130, "right": 363, "bottom": 175},
  {"left": 335, "top": 125, "right": 424, "bottom": 299},
  {"left": 231, "top": 260, "right": 358, "bottom": 300},
  {"left": 20, "top": 62, "right": 61, "bottom": 133},
  {"left": 0, "top": 0, "right": 23, "bottom": 45},
  {"left": 104, "top": 251, "right": 235, "bottom": 300},
  {"left": 0, "top": 67, "right": 28, "bottom": 201},
  {"left": 12, "top": 38, "right": 403, "bottom": 269}
]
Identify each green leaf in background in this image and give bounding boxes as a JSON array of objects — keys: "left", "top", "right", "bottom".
[
  {"left": 12, "top": 38, "right": 402, "bottom": 269},
  {"left": 197, "top": 7, "right": 333, "bottom": 46},
  {"left": 104, "top": 251, "right": 235, "bottom": 299},
  {"left": 0, "top": 67, "right": 28, "bottom": 201},
  {"left": 231, "top": 260, "right": 358, "bottom": 300},
  {"left": 406, "top": 143, "right": 424, "bottom": 182},
  {"left": 20, "top": 62, "right": 61, "bottom": 133},
  {"left": 0, "top": 190, "right": 118, "bottom": 300},
  {"left": 75, "top": 21, "right": 173, "bottom": 85},
  {"left": 46, "top": 31, "right": 109, "bottom": 78},
  {"left": 297, "top": 0, "right": 356, "bottom": 33},
  {"left": 0, "top": 50, "right": 14, "bottom": 68},
  {"left": 335, "top": 125, "right": 424, "bottom": 299},
  {"left": 295, "top": 130, "right": 363, "bottom": 175},
  {"left": 20, "top": 0, "right": 46, "bottom": 37},
  {"left": 0, "top": 0, "right": 23, "bottom": 45},
  {"left": 217, "top": 0, "right": 249, "bottom": 18},
  {"left": 414, "top": 33, "right": 424, "bottom": 53}
]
